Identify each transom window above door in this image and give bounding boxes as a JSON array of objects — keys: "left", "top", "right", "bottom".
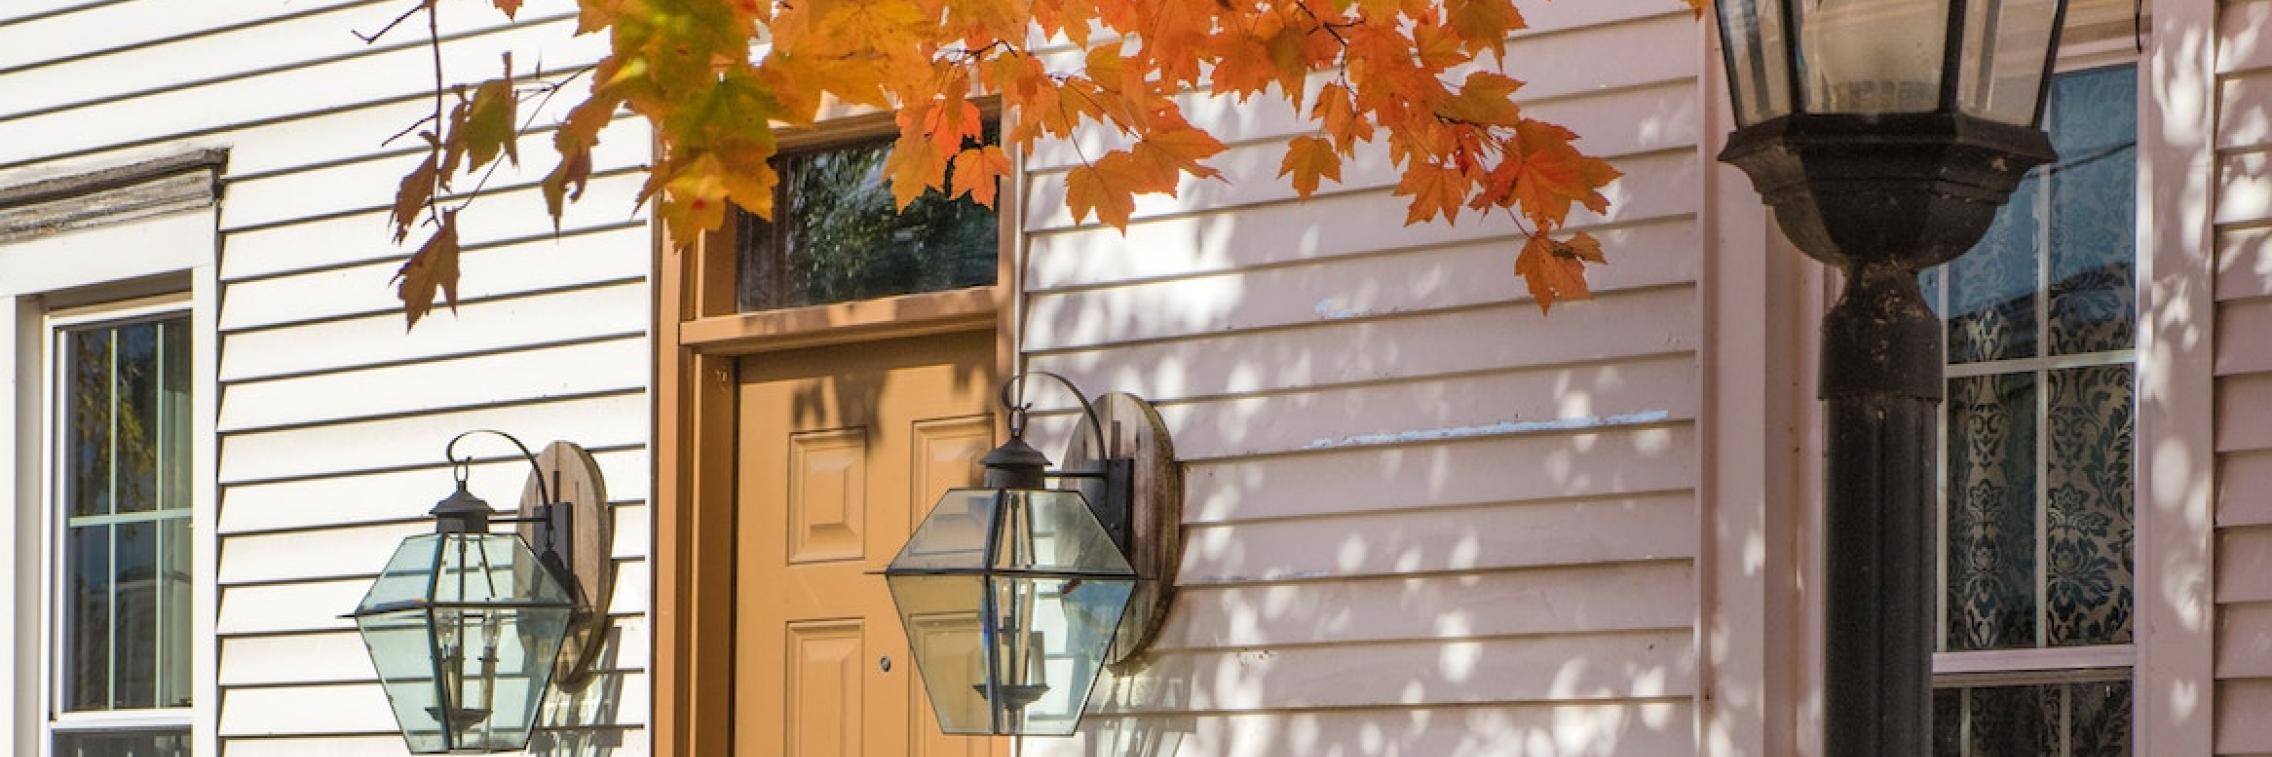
[{"left": 734, "top": 122, "right": 1002, "bottom": 312}]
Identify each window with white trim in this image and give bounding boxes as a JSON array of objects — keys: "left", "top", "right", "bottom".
[
  {"left": 1921, "top": 61, "right": 2139, "bottom": 756},
  {"left": 47, "top": 305, "right": 193, "bottom": 757}
]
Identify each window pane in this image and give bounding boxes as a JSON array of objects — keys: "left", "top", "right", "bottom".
[
  {"left": 1947, "top": 373, "right": 2038, "bottom": 651},
  {"left": 66, "top": 329, "right": 113, "bottom": 518},
  {"left": 158, "top": 320, "right": 190, "bottom": 512},
  {"left": 736, "top": 132, "right": 1000, "bottom": 312},
  {"left": 1947, "top": 176, "right": 2040, "bottom": 364},
  {"left": 1934, "top": 681, "right": 2133, "bottom": 757},
  {"left": 2047, "top": 67, "right": 2138, "bottom": 355},
  {"left": 2068, "top": 680, "right": 2133, "bottom": 756},
  {"left": 1967, "top": 684, "right": 2058, "bottom": 756},
  {"left": 113, "top": 520, "right": 158, "bottom": 709},
  {"left": 114, "top": 322, "right": 159, "bottom": 515},
  {"left": 2045, "top": 364, "right": 2135, "bottom": 646},
  {"left": 53, "top": 728, "right": 189, "bottom": 757},
  {"left": 65, "top": 525, "right": 112, "bottom": 711},
  {"left": 159, "top": 517, "right": 192, "bottom": 708}
]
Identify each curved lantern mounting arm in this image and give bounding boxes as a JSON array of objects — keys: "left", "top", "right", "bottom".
[
  {"left": 998, "top": 371, "right": 1111, "bottom": 472},
  {"left": 443, "top": 428, "right": 554, "bottom": 506}
]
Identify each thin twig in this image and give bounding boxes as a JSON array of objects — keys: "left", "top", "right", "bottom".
[{"left": 352, "top": 0, "right": 427, "bottom": 43}]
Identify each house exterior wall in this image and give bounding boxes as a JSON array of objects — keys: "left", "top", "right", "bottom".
[
  {"left": 0, "top": 1, "right": 653, "bottom": 755},
  {"left": 1011, "top": 0, "right": 1707, "bottom": 753},
  {"left": 2213, "top": 0, "right": 2272, "bottom": 751}
]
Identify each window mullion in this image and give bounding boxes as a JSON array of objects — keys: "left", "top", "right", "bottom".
[
  {"left": 2034, "top": 118, "right": 2054, "bottom": 652},
  {"left": 105, "top": 331, "right": 119, "bottom": 711}
]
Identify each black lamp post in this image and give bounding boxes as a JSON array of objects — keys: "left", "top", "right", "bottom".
[{"left": 1708, "top": 0, "right": 2068, "bottom": 754}]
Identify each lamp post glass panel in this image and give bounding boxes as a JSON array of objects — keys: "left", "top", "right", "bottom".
[
  {"left": 1712, "top": 0, "right": 2068, "bottom": 753},
  {"left": 886, "top": 487, "right": 1136, "bottom": 736}
]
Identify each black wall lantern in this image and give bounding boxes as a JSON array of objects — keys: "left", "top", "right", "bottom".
[
  {"left": 883, "top": 372, "right": 1182, "bottom": 737},
  {"left": 1709, "top": 0, "right": 2067, "bottom": 754},
  {"left": 349, "top": 431, "right": 615, "bottom": 754}
]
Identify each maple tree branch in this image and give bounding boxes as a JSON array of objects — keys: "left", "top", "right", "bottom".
[
  {"left": 425, "top": 3, "right": 447, "bottom": 228},
  {"left": 381, "top": 114, "right": 440, "bottom": 148},
  {"left": 446, "top": 65, "right": 586, "bottom": 217},
  {"left": 352, "top": 0, "right": 427, "bottom": 43}
]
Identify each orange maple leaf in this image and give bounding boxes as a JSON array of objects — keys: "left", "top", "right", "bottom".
[
  {"left": 1513, "top": 234, "right": 1596, "bottom": 313},
  {"left": 950, "top": 145, "right": 1014, "bottom": 207},
  {"left": 1066, "top": 154, "right": 1143, "bottom": 228},
  {"left": 1278, "top": 135, "right": 1343, "bottom": 199}
]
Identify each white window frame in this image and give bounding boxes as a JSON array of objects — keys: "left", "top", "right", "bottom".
[
  {"left": 39, "top": 296, "right": 198, "bottom": 750},
  {"left": 1, "top": 172, "right": 220, "bottom": 757},
  {"left": 1926, "top": 35, "right": 2147, "bottom": 756}
]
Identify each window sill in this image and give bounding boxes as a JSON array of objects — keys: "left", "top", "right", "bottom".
[
  {"left": 678, "top": 286, "right": 1000, "bottom": 355},
  {"left": 1933, "top": 644, "right": 2136, "bottom": 685}
]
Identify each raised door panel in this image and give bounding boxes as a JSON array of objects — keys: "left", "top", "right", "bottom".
[
  {"left": 786, "top": 621, "right": 866, "bottom": 757},
  {"left": 790, "top": 428, "right": 869, "bottom": 564}
]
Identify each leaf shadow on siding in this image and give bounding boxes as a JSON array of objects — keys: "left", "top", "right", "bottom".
[
  {"left": 531, "top": 624, "right": 630, "bottom": 756},
  {"left": 1005, "top": 145, "right": 1702, "bottom": 754}
]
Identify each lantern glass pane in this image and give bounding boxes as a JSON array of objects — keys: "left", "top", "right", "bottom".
[
  {"left": 989, "top": 490, "right": 1133, "bottom": 575},
  {"left": 1955, "top": 0, "right": 2060, "bottom": 124},
  {"left": 887, "top": 574, "right": 994, "bottom": 734},
  {"left": 1717, "top": 0, "right": 1794, "bottom": 125},
  {"left": 1795, "top": 0, "right": 1951, "bottom": 113},
  {"left": 428, "top": 604, "right": 573, "bottom": 751},
  {"left": 983, "top": 575, "right": 1136, "bottom": 737},
  {"left": 353, "top": 534, "right": 575, "bottom": 753},
  {"left": 357, "top": 607, "right": 449, "bottom": 754},
  {"left": 893, "top": 489, "right": 1000, "bottom": 572}
]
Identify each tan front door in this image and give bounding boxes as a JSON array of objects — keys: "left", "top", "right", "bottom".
[{"left": 735, "top": 330, "right": 1000, "bottom": 757}]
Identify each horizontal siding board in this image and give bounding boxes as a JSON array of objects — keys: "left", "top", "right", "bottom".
[
  {"left": 220, "top": 170, "right": 648, "bottom": 282},
  {"left": 219, "top": 223, "right": 648, "bottom": 330},
  {"left": 217, "top": 118, "right": 647, "bottom": 231},
  {"left": 222, "top": 729, "right": 647, "bottom": 757},
  {"left": 2218, "top": 678, "right": 2272, "bottom": 753},
  {"left": 218, "top": 336, "right": 646, "bottom": 432},
  {"left": 2219, "top": 0, "right": 2272, "bottom": 75},
  {"left": 1029, "top": 75, "right": 1699, "bottom": 174},
  {"left": 2219, "top": 225, "right": 2272, "bottom": 300},
  {"left": 2221, "top": 450, "right": 2272, "bottom": 528},
  {"left": 0, "top": 0, "right": 376, "bottom": 78},
  {"left": 218, "top": 672, "right": 650, "bottom": 736},
  {"left": 1025, "top": 134, "right": 1695, "bottom": 233},
  {"left": 219, "top": 621, "right": 647, "bottom": 687},
  {"left": 1035, "top": 353, "right": 1697, "bottom": 463},
  {"left": 1179, "top": 493, "right": 1695, "bottom": 586},
  {"left": 1088, "top": 630, "right": 1693, "bottom": 715},
  {"left": 216, "top": 280, "right": 645, "bottom": 383},
  {"left": 2219, "top": 373, "right": 2272, "bottom": 452},
  {"left": 2220, "top": 300, "right": 2272, "bottom": 375},
  {"left": 218, "top": 559, "right": 645, "bottom": 636},
  {"left": 1023, "top": 219, "right": 1698, "bottom": 350},
  {"left": 0, "top": 0, "right": 496, "bottom": 118},
  {"left": 2220, "top": 528, "right": 2272, "bottom": 604},
  {"left": 1153, "top": 560, "right": 1694, "bottom": 650},
  {"left": 0, "top": 16, "right": 598, "bottom": 167},
  {"left": 219, "top": 447, "right": 647, "bottom": 534},
  {"left": 1026, "top": 285, "right": 1694, "bottom": 403},
  {"left": 2223, "top": 602, "right": 2272, "bottom": 679},
  {"left": 220, "top": 501, "right": 646, "bottom": 584},
  {"left": 218, "top": 392, "right": 645, "bottom": 483},
  {"left": 1043, "top": 702, "right": 1695, "bottom": 757},
  {"left": 2220, "top": 71, "right": 2272, "bottom": 152},
  {"left": 1182, "top": 425, "right": 1696, "bottom": 524},
  {"left": 2219, "top": 148, "right": 2272, "bottom": 227},
  {"left": 1024, "top": 163, "right": 1696, "bottom": 292}
]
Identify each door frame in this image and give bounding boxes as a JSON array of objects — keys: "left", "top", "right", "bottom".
[{"left": 649, "top": 123, "right": 1023, "bottom": 757}]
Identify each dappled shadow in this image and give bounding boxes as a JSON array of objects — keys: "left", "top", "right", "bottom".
[{"left": 531, "top": 623, "right": 632, "bottom": 756}]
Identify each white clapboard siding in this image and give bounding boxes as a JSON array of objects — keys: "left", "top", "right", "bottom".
[
  {"left": 0, "top": 0, "right": 652, "bottom": 751},
  {"left": 1071, "top": 702, "right": 1696, "bottom": 757},
  {"left": 218, "top": 448, "right": 648, "bottom": 534},
  {"left": 1018, "top": 0, "right": 1703, "bottom": 749},
  {"left": 2216, "top": 1, "right": 2272, "bottom": 750}
]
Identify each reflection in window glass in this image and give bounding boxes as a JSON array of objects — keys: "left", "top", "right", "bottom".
[
  {"left": 736, "top": 126, "right": 1001, "bottom": 312},
  {"left": 58, "top": 315, "right": 193, "bottom": 715},
  {"left": 53, "top": 728, "right": 190, "bottom": 757}
]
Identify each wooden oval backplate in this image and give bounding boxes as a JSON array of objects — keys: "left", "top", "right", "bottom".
[
  {"left": 516, "top": 441, "right": 613, "bottom": 689},
  {"left": 1058, "top": 392, "right": 1183, "bottom": 670}
]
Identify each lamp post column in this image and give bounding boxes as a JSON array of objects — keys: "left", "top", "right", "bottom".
[{"left": 1817, "top": 261, "right": 1942, "bottom": 757}]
